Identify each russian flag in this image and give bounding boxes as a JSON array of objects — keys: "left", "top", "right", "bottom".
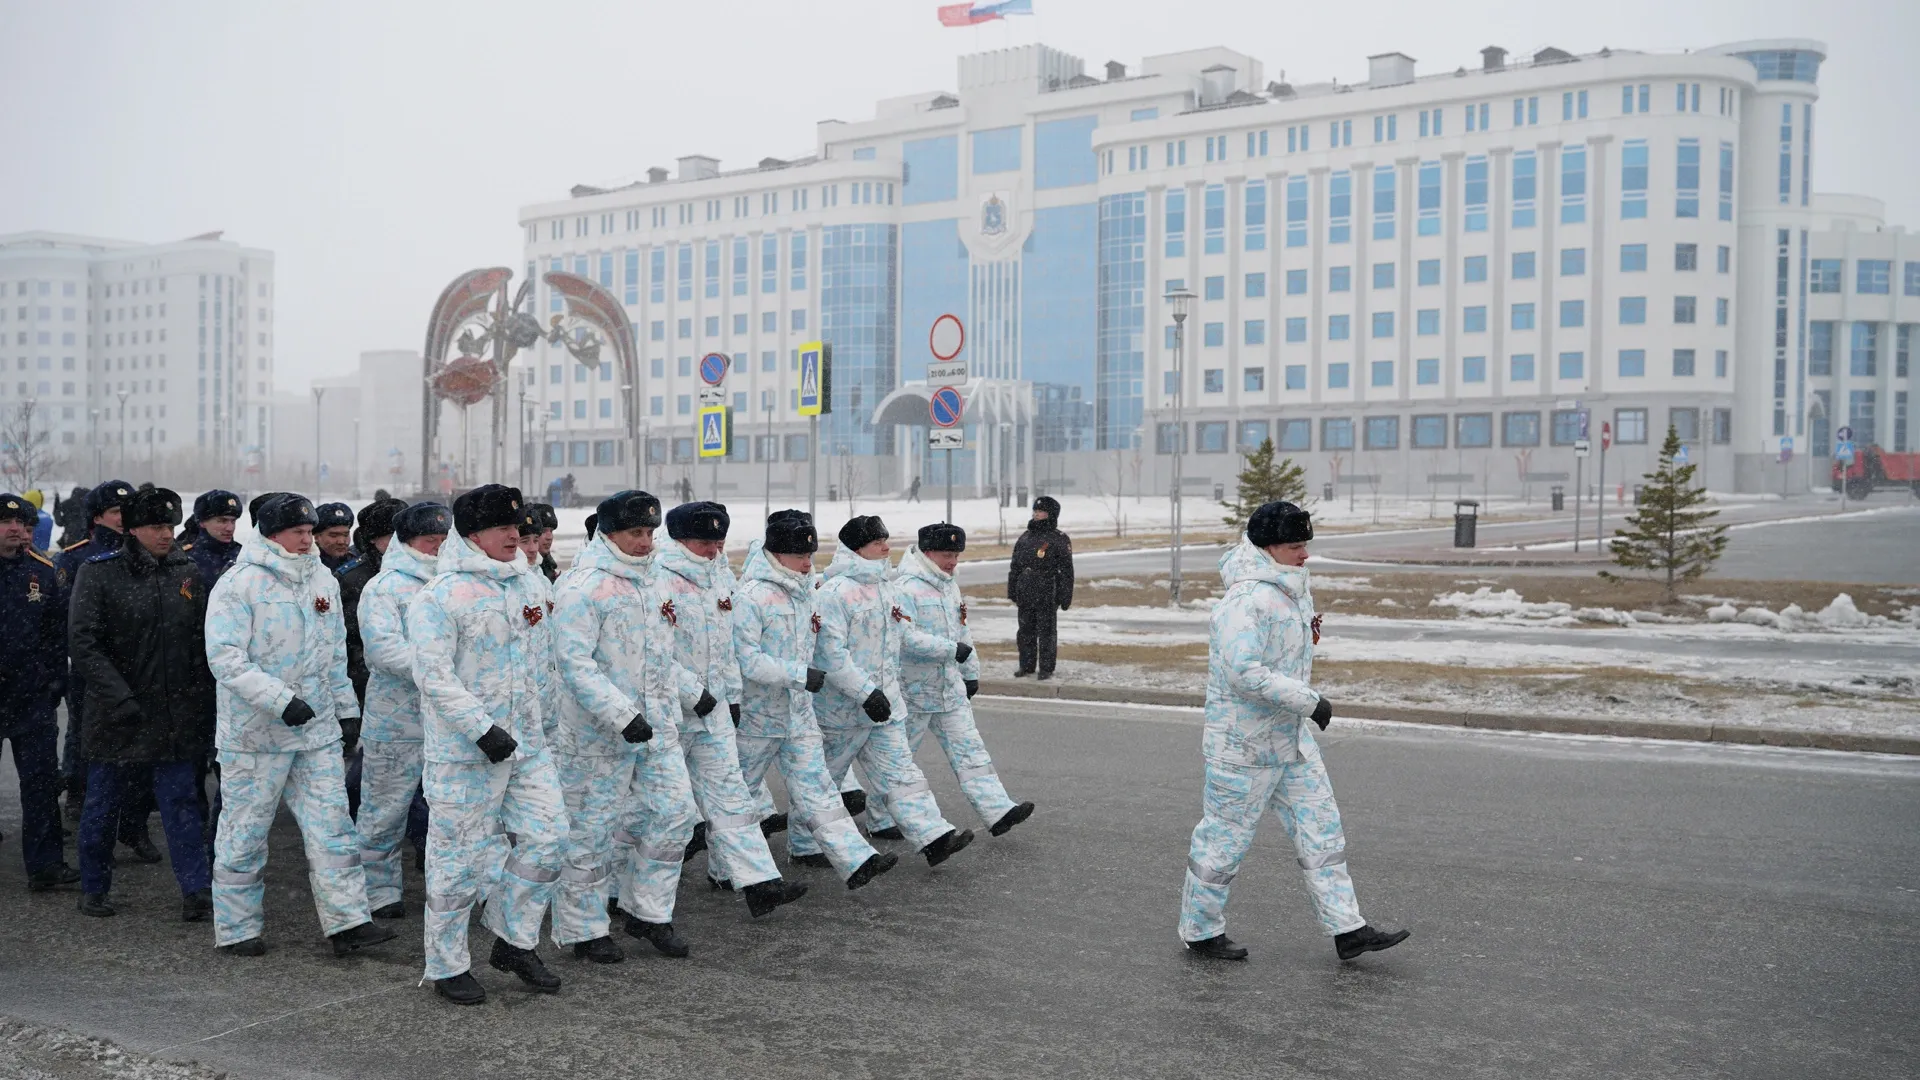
[{"left": 937, "top": 0, "right": 1031, "bottom": 26}]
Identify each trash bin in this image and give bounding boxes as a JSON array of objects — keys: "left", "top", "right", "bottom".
[
  {"left": 1017, "top": 486, "right": 1029, "bottom": 506},
  {"left": 827, "top": 484, "right": 838, "bottom": 502},
  {"left": 1452, "top": 499, "right": 1480, "bottom": 548},
  {"left": 1323, "top": 482, "right": 1335, "bottom": 501},
  {"left": 1212, "top": 483, "right": 1225, "bottom": 501},
  {"left": 1632, "top": 484, "right": 1645, "bottom": 506},
  {"left": 1551, "top": 485, "right": 1564, "bottom": 511}
]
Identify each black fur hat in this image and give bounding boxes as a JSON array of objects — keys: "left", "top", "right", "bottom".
[
  {"left": 356, "top": 498, "right": 406, "bottom": 540},
  {"left": 1247, "top": 501, "right": 1313, "bottom": 547},
  {"left": 917, "top": 522, "right": 966, "bottom": 553},
  {"left": 393, "top": 502, "right": 452, "bottom": 543},
  {"left": 249, "top": 491, "right": 290, "bottom": 525},
  {"left": 531, "top": 503, "right": 559, "bottom": 531},
  {"left": 665, "top": 501, "right": 730, "bottom": 542},
  {"left": 86, "top": 480, "right": 135, "bottom": 519},
  {"left": 452, "top": 484, "right": 524, "bottom": 537},
  {"left": 837, "top": 515, "right": 888, "bottom": 552},
  {"left": 194, "top": 490, "right": 243, "bottom": 522},
  {"left": 315, "top": 502, "right": 354, "bottom": 532},
  {"left": 595, "top": 491, "right": 661, "bottom": 535},
  {"left": 256, "top": 493, "right": 318, "bottom": 539},
  {"left": 1031, "top": 495, "right": 1061, "bottom": 522},
  {"left": 517, "top": 506, "right": 543, "bottom": 537},
  {"left": 0, "top": 493, "right": 39, "bottom": 527},
  {"left": 764, "top": 510, "right": 817, "bottom": 556},
  {"left": 124, "top": 487, "right": 184, "bottom": 530}
]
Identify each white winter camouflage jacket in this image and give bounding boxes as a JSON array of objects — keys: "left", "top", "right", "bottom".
[
  {"left": 732, "top": 541, "right": 821, "bottom": 739},
  {"left": 810, "top": 548, "right": 908, "bottom": 730},
  {"left": 408, "top": 532, "right": 549, "bottom": 764},
  {"left": 653, "top": 537, "right": 744, "bottom": 734},
  {"left": 355, "top": 538, "right": 437, "bottom": 743},
  {"left": 550, "top": 534, "right": 679, "bottom": 758},
  {"left": 890, "top": 546, "right": 980, "bottom": 714},
  {"left": 204, "top": 536, "right": 357, "bottom": 753},
  {"left": 1203, "top": 540, "right": 1322, "bottom": 767}
]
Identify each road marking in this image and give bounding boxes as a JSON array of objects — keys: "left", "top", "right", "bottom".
[{"left": 148, "top": 982, "right": 414, "bottom": 1054}]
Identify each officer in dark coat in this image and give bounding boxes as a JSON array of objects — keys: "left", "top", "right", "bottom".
[
  {"left": 1007, "top": 496, "right": 1074, "bottom": 680},
  {"left": 528, "top": 502, "right": 559, "bottom": 581},
  {"left": 337, "top": 498, "right": 406, "bottom": 818},
  {"left": 66, "top": 487, "right": 215, "bottom": 920},
  {"left": 54, "top": 480, "right": 143, "bottom": 839},
  {"left": 57, "top": 486, "right": 91, "bottom": 549},
  {"left": 181, "top": 490, "right": 244, "bottom": 587},
  {"left": 0, "top": 493, "right": 80, "bottom": 891},
  {"left": 315, "top": 502, "right": 356, "bottom": 572}
]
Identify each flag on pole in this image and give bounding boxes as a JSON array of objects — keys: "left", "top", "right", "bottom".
[{"left": 937, "top": 0, "right": 1031, "bottom": 26}]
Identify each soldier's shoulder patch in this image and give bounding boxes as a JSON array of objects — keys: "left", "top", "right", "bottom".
[
  {"left": 87, "top": 549, "right": 122, "bottom": 563},
  {"left": 181, "top": 542, "right": 194, "bottom": 551},
  {"left": 27, "top": 549, "right": 55, "bottom": 569},
  {"left": 62, "top": 538, "right": 91, "bottom": 553},
  {"left": 338, "top": 556, "right": 362, "bottom": 575}
]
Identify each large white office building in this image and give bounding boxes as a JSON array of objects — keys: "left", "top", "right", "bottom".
[
  {"left": 518, "top": 37, "right": 1916, "bottom": 499},
  {"left": 0, "top": 230, "right": 276, "bottom": 487}
]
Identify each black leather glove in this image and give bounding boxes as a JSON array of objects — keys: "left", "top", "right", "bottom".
[
  {"left": 475, "top": 725, "right": 518, "bottom": 764},
  {"left": 694, "top": 689, "right": 718, "bottom": 717},
  {"left": 862, "top": 689, "right": 891, "bottom": 725},
  {"left": 281, "top": 697, "right": 315, "bottom": 727},
  {"left": 729, "top": 703, "right": 741, "bottom": 725},
  {"left": 954, "top": 642, "right": 973, "bottom": 665},
  {"left": 1060, "top": 602, "right": 1070, "bottom": 612},
  {"left": 621, "top": 715, "right": 653, "bottom": 744},
  {"left": 964, "top": 678, "right": 979, "bottom": 699},
  {"left": 805, "top": 667, "right": 827, "bottom": 693},
  {"left": 339, "top": 717, "right": 361, "bottom": 756},
  {"left": 1309, "top": 696, "right": 1333, "bottom": 731}
]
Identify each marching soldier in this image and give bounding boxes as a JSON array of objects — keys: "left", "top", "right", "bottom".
[
  {"left": 1, "top": 493, "right": 77, "bottom": 892},
  {"left": 337, "top": 498, "right": 407, "bottom": 818}
]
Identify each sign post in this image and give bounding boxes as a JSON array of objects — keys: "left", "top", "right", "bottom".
[
  {"left": 928, "top": 313, "right": 968, "bottom": 387},
  {"left": 699, "top": 353, "right": 729, "bottom": 498},
  {"left": 797, "top": 342, "right": 830, "bottom": 522},
  {"left": 1572, "top": 438, "right": 1590, "bottom": 552},
  {"left": 1778, "top": 435, "right": 1794, "bottom": 498},
  {"left": 930, "top": 385, "right": 965, "bottom": 524},
  {"left": 1596, "top": 420, "right": 1612, "bottom": 552},
  {"left": 1835, "top": 433, "right": 1856, "bottom": 509}
]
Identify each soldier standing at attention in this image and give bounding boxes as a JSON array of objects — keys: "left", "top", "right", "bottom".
[{"left": 1008, "top": 496, "right": 1073, "bottom": 681}]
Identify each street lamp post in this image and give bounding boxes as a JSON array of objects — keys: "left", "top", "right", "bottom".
[
  {"left": 115, "top": 389, "right": 130, "bottom": 476},
  {"left": 1805, "top": 395, "right": 1826, "bottom": 496},
  {"left": 88, "top": 408, "right": 100, "bottom": 480},
  {"left": 1165, "top": 289, "right": 1195, "bottom": 606},
  {"left": 311, "top": 386, "right": 328, "bottom": 495}
]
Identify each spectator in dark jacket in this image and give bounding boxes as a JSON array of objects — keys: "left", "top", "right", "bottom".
[
  {"left": 1007, "top": 496, "right": 1074, "bottom": 681},
  {"left": 66, "top": 487, "right": 215, "bottom": 920},
  {"left": 1, "top": 493, "right": 79, "bottom": 891}
]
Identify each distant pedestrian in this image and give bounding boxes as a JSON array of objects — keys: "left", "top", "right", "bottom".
[
  {"left": 65, "top": 487, "right": 215, "bottom": 921},
  {"left": 907, "top": 477, "right": 921, "bottom": 503},
  {"left": 1008, "top": 497, "right": 1073, "bottom": 680}
]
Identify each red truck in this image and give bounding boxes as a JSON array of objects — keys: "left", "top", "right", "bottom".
[{"left": 1831, "top": 445, "right": 1920, "bottom": 499}]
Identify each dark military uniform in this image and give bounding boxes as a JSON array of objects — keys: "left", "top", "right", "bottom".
[
  {"left": 316, "top": 502, "right": 356, "bottom": 573},
  {"left": 67, "top": 507, "right": 215, "bottom": 907},
  {"left": 54, "top": 479, "right": 135, "bottom": 804},
  {"left": 1, "top": 493, "right": 75, "bottom": 888},
  {"left": 1007, "top": 497, "right": 1074, "bottom": 680},
  {"left": 181, "top": 490, "right": 245, "bottom": 588}
]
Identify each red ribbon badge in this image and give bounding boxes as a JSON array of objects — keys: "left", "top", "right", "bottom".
[
  {"left": 522, "top": 604, "right": 543, "bottom": 627},
  {"left": 546, "top": 600, "right": 555, "bottom": 614},
  {"left": 313, "top": 596, "right": 331, "bottom": 614},
  {"left": 810, "top": 612, "right": 822, "bottom": 634},
  {"left": 717, "top": 596, "right": 733, "bottom": 612},
  {"left": 890, "top": 605, "right": 912, "bottom": 623},
  {"left": 179, "top": 579, "right": 193, "bottom": 601},
  {"left": 959, "top": 602, "right": 968, "bottom": 626},
  {"left": 1310, "top": 614, "right": 1323, "bottom": 645},
  {"left": 660, "top": 599, "right": 677, "bottom": 627}
]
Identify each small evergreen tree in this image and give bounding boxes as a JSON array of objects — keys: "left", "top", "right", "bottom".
[
  {"left": 1222, "top": 438, "right": 1308, "bottom": 530},
  {"left": 1601, "top": 424, "right": 1728, "bottom": 602}
]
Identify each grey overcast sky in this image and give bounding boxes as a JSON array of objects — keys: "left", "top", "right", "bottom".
[{"left": 2, "top": 0, "right": 1913, "bottom": 392}]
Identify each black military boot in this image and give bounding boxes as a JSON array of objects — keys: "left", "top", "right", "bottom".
[
  {"left": 120, "top": 829, "right": 162, "bottom": 864},
  {"left": 222, "top": 938, "right": 267, "bottom": 957},
  {"left": 790, "top": 853, "right": 832, "bottom": 869},
  {"left": 435, "top": 971, "right": 487, "bottom": 1006},
  {"left": 371, "top": 901, "right": 406, "bottom": 920},
  {"left": 921, "top": 828, "right": 975, "bottom": 867},
  {"left": 846, "top": 852, "right": 898, "bottom": 891},
  {"left": 1335, "top": 925, "right": 1410, "bottom": 961},
  {"left": 623, "top": 917, "right": 690, "bottom": 958},
  {"left": 77, "top": 892, "right": 117, "bottom": 918},
  {"left": 742, "top": 878, "right": 808, "bottom": 919},
  {"left": 990, "top": 801, "right": 1035, "bottom": 837},
  {"left": 181, "top": 889, "right": 212, "bottom": 923},
  {"left": 840, "top": 789, "right": 867, "bottom": 817},
  {"left": 759, "top": 813, "right": 789, "bottom": 836},
  {"left": 1186, "top": 934, "right": 1249, "bottom": 961},
  {"left": 330, "top": 921, "right": 397, "bottom": 957},
  {"left": 682, "top": 821, "right": 708, "bottom": 861},
  {"left": 571, "top": 935, "right": 625, "bottom": 964},
  {"left": 489, "top": 938, "right": 562, "bottom": 992},
  {"left": 26, "top": 862, "right": 80, "bottom": 892}
]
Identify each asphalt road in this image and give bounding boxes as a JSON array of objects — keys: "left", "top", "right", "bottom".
[
  {"left": 960, "top": 500, "right": 1920, "bottom": 584},
  {"left": 3, "top": 701, "right": 1917, "bottom": 1079}
]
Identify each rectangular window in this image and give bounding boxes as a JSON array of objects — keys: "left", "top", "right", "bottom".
[
  {"left": 1286, "top": 269, "right": 1307, "bottom": 295},
  {"left": 1244, "top": 320, "right": 1266, "bottom": 345},
  {"left": 1465, "top": 256, "right": 1487, "bottom": 283},
  {"left": 704, "top": 241, "right": 721, "bottom": 298},
  {"left": 761, "top": 236, "right": 778, "bottom": 294},
  {"left": 1371, "top": 312, "right": 1395, "bottom": 339},
  {"left": 1852, "top": 322, "right": 1880, "bottom": 376},
  {"left": 677, "top": 244, "right": 693, "bottom": 301},
  {"left": 1715, "top": 349, "right": 1729, "bottom": 378},
  {"left": 1372, "top": 167, "right": 1396, "bottom": 240},
  {"left": 1900, "top": 324, "right": 1914, "bottom": 377},
  {"left": 1203, "top": 369, "right": 1224, "bottom": 394},
  {"left": 678, "top": 318, "right": 692, "bottom": 340},
  {"left": 1907, "top": 262, "right": 1920, "bottom": 297},
  {"left": 1329, "top": 266, "right": 1351, "bottom": 292},
  {"left": 1719, "top": 245, "right": 1732, "bottom": 274},
  {"left": 1204, "top": 276, "right": 1225, "bottom": 301},
  {"left": 1615, "top": 408, "right": 1648, "bottom": 444},
  {"left": 1462, "top": 356, "right": 1487, "bottom": 383},
  {"left": 1417, "top": 309, "right": 1439, "bottom": 335},
  {"left": 650, "top": 248, "right": 667, "bottom": 303},
  {"left": 1676, "top": 242, "right": 1699, "bottom": 271},
  {"left": 1417, "top": 161, "right": 1441, "bottom": 236},
  {"left": 624, "top": 250, "right": 640, "bottom": 304},
  {"left": 1373, "top": 262, "right": 1395, "bottom": 289},
  {"left": 1502, "top": 411, "right": 1541, "bottom": 446},
  {"left": 1719, "top": 141, "right": 1735, "bottom": 221},
  {"left": 1674, "top": 296, "right": 1697, "bottom": 324},
  {"left": 1716, "top": 298, "right": 1729, "bottom": 326},
  {"left": 1239, "top": 420, "right": 1270, "bottom": 452},
  {"left": 790, "top": 309, "right": 807, "bottom": 331},
  {"left": 1242, "top": 366, "right": 1265, "bottom": 391},
  {"left": 1285, "top": 317, "right": 1307, "bottom": 343},
  {"left": 1417, "top": 259, "right": 1440, "bottom": 287},
  {"left": 1561, "top": 248, "right": 1586, "bottom": 276},
  {"left": 1328, "top": 363, "right": 1349, "bottom": 388},
  {"left": 1676, "top": 138, "right": 1701, "bottom": 217},
  {"left": 1510, "top": 354, "right": 1536, "bottom": 381},
  {"left": 1245, "top": 180, "right": 1267, "bottom": 252},
  {"left": 790, "top": 233, "right": 808, "bottom": 291},
  {"left": 1329, "top": 171, "right": 1352, "bottom": 244},
  {"left": 1364, "top": 415, "right": 1399, "bottom": 448},
  {"left": 1621, "top": 243, "right": 1648, "bottom": 272},
  {"left": 1322, "top": 417, "right": 1354, "bottom": 450},
  {"left": 1416, "top": 358, "right": 1439, "bottom": 385},
  {"left": 1671, "top": 407, "right": 1700, "bottom": 443},
  {"left": 1857, "top": 259, "right": 1892, "bottom": 294},
  {"left": 1463, "top": 306, "right": 1487, "bottom": 333},
  {"left": 1464, "top": 155, "right": 1489, "bottom": 232},
  {"left": 1204, "top": 184, "right": 1226, "bottom": 254},
  {"left": 1155, "top": 423, "right": 1185, "bottom": 455},
  {"left": 1809, "top": 321, "right": 1833, "bottom": 375},
  {"left": 1457, "top": 413, "right": 1493, "bottom": 447},
  {"left": 1203, "top": 322, "right": 1224, "bottom": 347},
  {"left": 1284, "top": 365, "right": 1306, "bottom": 391},
  {"left": 1619, "top": 348, "right": 1647, "bottom": 377},
  {"left": 1552, "top": 409, "right": 1586, "bottom": 445},
  {"left": 1621, "top": 139, "right": 1649, "bottom": 218},
  {"left": 1279, "top": 417, "right": 1310, "bottom": 449},
  {"left": 1512, "top": 251, "right": 1536, "bottom": 280},
  {"left": 1511, "top": 303, "right": 1535, "bottom": 331},
  {"left": 1511, "top": 151, "right": 1536, "bottom": 228},
  {"left": 1560, "top": 300, "right": 1585, "bottom": 328},
  {"left": 1561, "top": 146, "right": 1587, "bottom": 224},
  {"left": 1673, "top": 348, "right": 1696, "bottom": 376},
  {"left": 1558, "top": 351, "right": 1584, "bottom": 379},
  {"left": 705, "top": 315, "right": 721, "bottom": 337},
  {"left": 1809, "top": 259, "right": 1842, "bottom": 293},
  {"left": 1165, "top": 190, "right": 1186, "bottom": 257},
  {"left": 1328, "top": 315, "right": 1350, "bottom": 341},
  {"left": 971, "top": 126, "right": 1022, "bottom": 173},
  {"left": 1848, "top": 390, "right": 1878, "bottom": 446},
  {"left": 1246, "top": 272, "right": 1267, "bottom": 298},
  {"left": 1286, "top": 177, "right": 1308, "bottom": 248}
]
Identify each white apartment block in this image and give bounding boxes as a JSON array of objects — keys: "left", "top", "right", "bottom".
[
  {"left": 0, "top": 230, "right": 276, "bottom": 486},
  {"left": 517, "top": 37, "right": 1915, "bottom": 498}
]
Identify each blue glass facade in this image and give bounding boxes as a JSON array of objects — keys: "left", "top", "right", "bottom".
[
  {"left": 1095, "top": 192, "right": 1146, "bottom": 450},
  {"left": 819, "top": 223, "right": 898, "bottom": 455},
  {"left": 903, "top": 136, "right": 958, "bottom": 205},
  {"left": 972, "top": 127, "right": 1023, "bottom": 175},
  {"left": 1033, "top": 115, "right": 1099, "bottom": 190},
  {"left": 900, "top": 219, "right": 969, "bottom": 383},
  {"left": 1024, "top": 204, "right": 1098, "bottom": 452}
]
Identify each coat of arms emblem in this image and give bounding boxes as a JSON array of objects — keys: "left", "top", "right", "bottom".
[{"left": 981, "top": 195, "right": 1007, "bottom": 237}]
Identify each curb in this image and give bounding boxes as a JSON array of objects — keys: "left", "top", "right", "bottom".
[{"left": 975, "top": 678, "right": 1920, "bottom": 756}]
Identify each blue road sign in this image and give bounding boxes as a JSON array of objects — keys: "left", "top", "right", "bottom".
[
  {"left": 797, "top": 341, "right": 829, "bottom": 416},
  {"left": 1673, "top": 444, "right": 1689, "bottom": 465},
  {"left": 930, "top": 386, "right": 964, "bottom": 428},
  {"left": 1835, "top": 440, "right": 1855, "bottom": 462},
  {"left": 699, "top": 352, "right": 728, "bottom": 386},
  {"left": 698, "top": 405, "right": 730, "bottom": 458}
]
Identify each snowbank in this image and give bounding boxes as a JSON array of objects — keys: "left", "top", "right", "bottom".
[{"left": 1429, "top": 587, "right": 1571, "bottom": 620}]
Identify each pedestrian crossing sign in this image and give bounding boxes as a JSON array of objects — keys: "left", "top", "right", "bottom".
[
  {"left": 698, "top": 405, "right": 731, "bottom": 458},
  {"left": 797, "top": 341, "right": 832, "bottom": 416}
]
